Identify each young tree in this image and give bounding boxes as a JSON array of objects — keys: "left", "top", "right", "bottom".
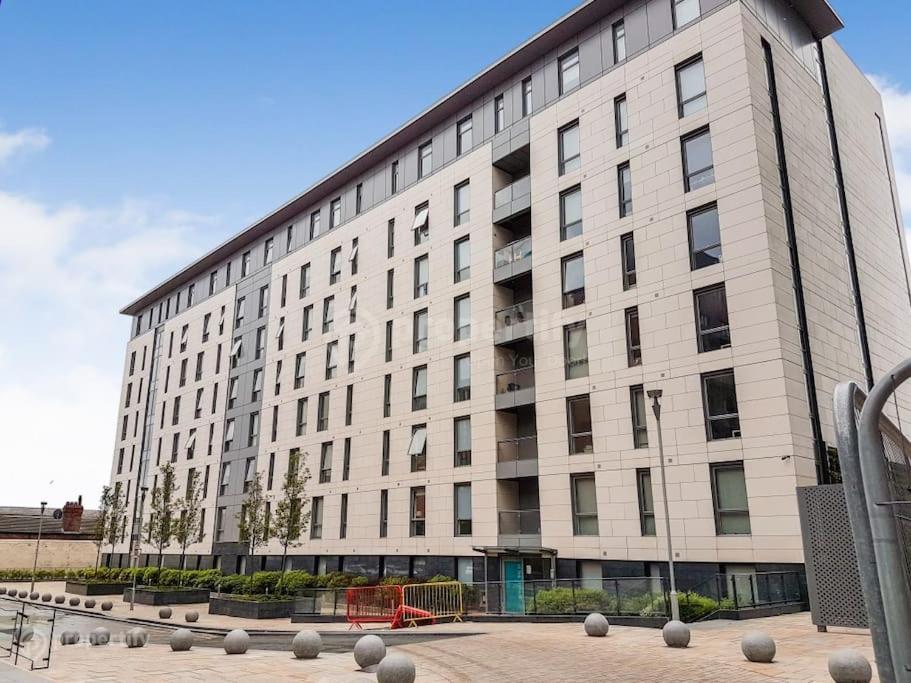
[
  {"left": 237, "top": 470, "right": 269, "bottom": 568},
  {"left": 92, "top": 486, "right": 114, "bottom": 573},
  {"left": 105, "top": 484, "right": 128, "bottom": 569},
  {"left": 172, "top": 469, "right": 205, "bottom": 583},
  {"left": 271, "top": 450, "right": 312, "bottom": 577},
  {"left": 143, "top": 462, "right": 177, "bottom": 577}
]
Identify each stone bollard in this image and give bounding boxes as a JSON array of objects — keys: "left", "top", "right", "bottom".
[
  {"left": 101, "top": 600, "right": 113, "bottom": 611},
  {"left": 353, "top": 634, "right": 386, "bottom": 670},
  {"left": 17, "top": 590, "right": 27, "bottom": 599},
  {"left": 69, "top": 597, "right": 81, "bottom": 607},
  {"left": 159, "top": 607, "right": 172, "bottom": 619},
  {"left": 184, "top": 610, "right": 199, "bottom": 623},
  {"left": 54, "top": 595, "right": 65, "bottom": 604},
  {"left": 223, "top": 629, "right": 249, "bottom": 655},
  {"left": 41, "top": 593, "right": 52, "bottom": 602},
  {"left": 170, "top": 629, "right": 195, "bottom": 652},
  {"left": 291, "top": 630, "right": 322, "bottom": 659},
  {"left": 583, "top": 613, "right": 609, "bottom": 637},
  {"left": 84, "top": 599, "right": 96, "bottom": 609},
  {"left": 59, "top": 631, "right": 81, "bottom": 646},
  {"left": 662, "top": 620, "right": 691, "bottom": 648},
  {"left": 125, "top": 628, "right": 150, "bottom": 649},
  {"left": 741, "top": 631, "right": 776, "bottom": 663},
  {"left": 89, "top": 627, "right": 110, "bottom": 646},
  {"left": 6, "top": 589, "right": 16, "bottom": 597},
  {"left": 29, "top": 592, "right": 39, "bottom": 600},
  {"left": 376, "top": 653, "right": 417, "bottom": 683},
  {"left": 827, "top": 649, "right": 873, "bottom": 683}
]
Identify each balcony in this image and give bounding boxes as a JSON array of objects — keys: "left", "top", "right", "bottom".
[
  {"left": 492, "top": 175, "right": 531, "bottom": 225},
  {"left": 496, "top": 437, "right": 538, "bottom": 479},
  {"left": 498, "top": 509, "right": 541, "bottom": 548},
  {"left": 494, "top": 301, "right": 534, "bottom": 346},
  {"left": 495, "top": 367, "right": 536, "bottom": 410},
  {"left": 493, "top": 237, "right": 532, "bottom": 284},
  {"left": 492, "top": 118, "right": 530, "bottom": 175}
]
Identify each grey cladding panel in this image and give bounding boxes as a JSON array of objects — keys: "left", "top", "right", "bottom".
[
  {"left": 700, "top": 0, "right": 729, "bottom": 12},
  {"left": 531, "top": 68, "right": 547, "bottom": 114},
  {"left": 579, "top": 34, "right": 603, "bottom": 85},
  {"left": 625, "top": 5, "right": 650, "bottom": 57},
  {"left": 646, "top": 0, "right": 674, "bottom": 42},
  {"left": 402, "top": 148, "right": 418, "bottom": 188},
  {"left": 543, "top": 54, "right": 560, "bottom": 104}
]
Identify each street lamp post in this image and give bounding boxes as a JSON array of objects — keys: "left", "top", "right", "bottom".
[
  {"left": 129, "top": 486, "right": 149, "bottom": 612},
  {"left": 647, "top": 389, "right": 680, "bottom": 622},
  {"left": 30, "top": 502, "right": 48, "bottom": 594}
]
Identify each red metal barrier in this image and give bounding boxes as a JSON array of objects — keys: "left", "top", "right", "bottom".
[{"left": 345, "top": 585, "right": 403, "bottom": 629}]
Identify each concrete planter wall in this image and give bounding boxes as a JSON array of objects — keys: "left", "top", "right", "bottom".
[
  {"left": 66, "top": 582, "right": 132, "bottom": 597},
  {"left": 209, "top": 595, "right": 295, "bottom": 619},
  {"left": 123, "top": 588, "right": 210, "bottom": 606}
]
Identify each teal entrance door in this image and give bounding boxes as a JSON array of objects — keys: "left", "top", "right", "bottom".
[{"left": 503, "top": 559, "right": 525, "bottom": 614}]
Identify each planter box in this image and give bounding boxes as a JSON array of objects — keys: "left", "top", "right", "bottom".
[
  {"left": 122, "top": 587, "right": 210, "bottom": 605},
  {"left": 65, "top": 581, "right": 131, "bottom": 596},
  {"left": 209, "top": 595, "right": 295, "bottom": 619}
]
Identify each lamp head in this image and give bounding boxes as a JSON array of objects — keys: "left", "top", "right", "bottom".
[{"left": 647, "top": 389, "right": 663, "bottom": 400}]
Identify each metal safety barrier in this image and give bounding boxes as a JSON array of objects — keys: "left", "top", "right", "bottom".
[
  {"left": 400, "top": 581, "right": 464, "bottom": 626},
  {"left": 346, "top": 581, "right": 464, "bottom": 629},
  {"left": 345, "top": 585, "right": 403, "bottom": 629}
]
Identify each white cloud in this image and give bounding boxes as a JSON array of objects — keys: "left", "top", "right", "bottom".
[
  {"left": 0, "top": 126, "right": 50, "bottom": 165},
  {"left": 868, "top": 75, "right": 911, "bottom": 227}
]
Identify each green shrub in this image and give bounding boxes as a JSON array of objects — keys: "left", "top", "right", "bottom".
[
  {"left": 677, "top": 591, "right": 733, "bottom": 622},
  {"left": 251, "top": 571, "right": 282, "bottom": 595},
  {"left": 530, "top": 587, "right": 615, "bottom": 614},
  {"left": 380, "top": 576, "right": 412, "bottom": 586}
]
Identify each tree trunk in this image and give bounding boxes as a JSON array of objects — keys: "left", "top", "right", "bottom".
[
  {"left": 179, "top": 548, "right": 186, "bottom": 586},
  {"left": 95, "top": 545, "right": 101, "bottom": 573}
]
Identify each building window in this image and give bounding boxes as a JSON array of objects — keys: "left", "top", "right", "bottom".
[
  {"left": 571, "top": 474, "right": 599, "bottom": 536},
  {"left": 295, "top": 398, "right": 308, "bottom": 436},
  {"left": 621, "top": 232, "right": 636, "bottom": 290},
  {"left": 348, "top": 286, "right": 357, "bottom": 323},
  {"left": 387, "top": 219, "right": 395, "bottom": 258},
  {"left": 386, "top": 269, "right": 394, "bottom": 309},
  {"left": 310, "top": 497, "right": 323, "bottom": 539},
  {"left": 695, "top": 284, "right": 731, "bottom": 352},
  {"left": 276, "top": 316, "right": 285, "bottom": 350},
  {"left": 309, "top": 210, "right": 321, "bottom": 240},
  {"left": 235, "top": 297, "right": 246, "bottom": 328},
  {"left": 264, "top": 238, "right": 274, "bottom": 266},
  {"left": 612, "top": 20, "right": 626, "bottom": 63},
  {"left": 412, "top": 365, "right": 428, "bottom": 411},
  {"left": 410, "top": 486, "right": 426, "bottom": 537},
  {"left": 414, "top": 255, "right": 429, "bottom": 298},
  {"left": 673, "top": 0, "right": 700, "bottom": 29},
  {"left": 630, "top": 385, "right": 648, "bottom": 448},
  {"left": 558, "top": 120, "right": 580, "bottom": 175},
  {"left": 255, "top": 326, "right": 266, "bottom": 360},
  {"left": 342, "top": 438, "right": 351, "bottom": 480},
  {"left": 215, "top": 507, "right": 226, "bottom": 541},
  {"left": 385, "top": 320, "right": 393, "bottom": 362},
  {"left": 567, "top": 395, "right": 594, "bottom": 454},
  {"left": 329, "top": 247, "right": 342, "bottom": 285},
  {"left": 322, "top": 296, "right": 334, "bottom": 334},
  {"left": 413, "top": 202, "right": 429, "bottom": 245},
  {"left": 317, "top": 391, "right": 330, "bottom": 431},
  {"left": 409, "top": 424, "right": 427, "bottom": 472},
  {"left": 454, "top": 416, "right": 471, "bottom": 466},
  {"left": 615, "top": 94, "right": 629, "bottom": 148},
  {"left": 454, "top": 294, "right": 471, "bottom": 341},
  {"left": 418, "top": 140, "right": 432, "bottom": 179},
  {"left": 383, "top": 374, "right": 392, "bottom": 418},
  {"left": 247, "top": 412, "right": 260, "bottom": 448},
  {"left": 219, "top": 462, "right": 231, "bottom": 495},
  {"left": 339, "top": 493, "right": 348, "bottom": 539},
  {"left": 710, "top": 462, "right": 751, "bottom": 534},
  {"left": 454, "top": 180, "right": 470, "bottom": 226},
  {"left": 561, "top": 252, "right": 585, "bottom": 308},
  {"left": 274, "top": 360, "right": 282, "bottom": 396},
  {"left": 209, "top": 270, "right": 218, "bottom": 295},
  {"left": 560, "top": 185, "right": 582, "bottom": 240},
  {"left": 454, "top": 353, "right": 471, "bottom": 402},
  {"left": 636, "top": 469, "right": 656, "bottom": 535},
  {"left": 522, "top": 77, "right": 532, "bottom": 117},
  {"left": 299, "top": 263, "right": 311, "bottom": 298},
  {"left": 379, "top": 489, "right": 389, "bottom": 537},
  {"left": 294, "top": 352, "right": 306, "bottom": 389},
  {"left": 558, "top": 48, "right": 579, "bottom": 94},
  {"left": 325, "top": 340, "right": 338, "bottom": 380},
  {"left": 688, "top": 203, "right": 721, "bottom": 269},
  {"left": 228, "top": 376, "right": 239, "bottom": 409},
  {"left": 381, "top": 430, "right": 390, "bottom": 476},
  {"left": 280, "top": 275, "right": 287, "bottom": 308},
  {"left": 412, "top": 309, "right": 428, "bottom": 354},
  {"left": 625, "top": 307, "right": 641, "bottom": 366},
  {"left": 251, "top": 369, "right": 262, "bottom": 402},
  {"left": 347, "top": 333, "right": 355, "bottom": 373},
  {"left": 319, "top": 442, "right": 332, "bottom": 483},
  {"left": 330, "top": 197, "right": 341, "bottom": 229},
  {"left": 494, "top": 94, "right": 505, "bottom": 133},
  {"left": 456, "top": 115, "right": 472, "bottom": 156},
  {"left": 564, "top": 322, "right": 589, "bottom": 379},
  {"left": 355, "top": 184, "right": 363, "bottom": 214},
  {"left": 618, "top": 162, "right": 632, "bottom": 217},
  {"left": 349, "top": 238, "right": 359, "bottom": 275},
  {"left": 454, "top": 235, "right": 470, "bottom": 283},
  {"left": 676, "top": 55, "right": 707, "bottom": 117},
  {"left": 702, "top": 369, "right": 741, "bottom": 440},
  {"left": 391, "top": 160, "right": 399, "bottom": 194},
  {"left": 241, "top": 251, "right": 251, "bottom": 278},
  {"left": 682, "top": 127, "right": 715, "bottom": 191},
  {"left": 454, "top": 483, "right": 472, "bottom": 536}
]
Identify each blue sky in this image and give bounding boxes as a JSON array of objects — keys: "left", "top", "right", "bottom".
[{"left": 0, "top": 1, "right": 909, "bottom": 508}]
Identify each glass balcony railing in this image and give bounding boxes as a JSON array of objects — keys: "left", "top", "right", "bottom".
[
  {"left": 496, "top": 436, "right": 538, "bottom": 463},
  {"left": 495, "top": 367, "right": 535, "bottom": 396},
  {"left": 494, "top": 236, "right": 532, "bottom": 270},
  {"left": 493, "top": 175, "right": 531, "bottom": 209},
  {"left": 494, "top": 301, "right": 533, "bottom": 343},
  {"left": 498, "top": 509, "right": 541, "bottom": 536}
]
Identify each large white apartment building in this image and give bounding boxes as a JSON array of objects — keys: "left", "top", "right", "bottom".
[{"left": 107, "top": 0, "right": 911, "bottom": 593}]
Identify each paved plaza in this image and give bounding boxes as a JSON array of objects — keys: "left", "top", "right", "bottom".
[{"left": 0, "top": 583, "right": 878, "bottom": 682}]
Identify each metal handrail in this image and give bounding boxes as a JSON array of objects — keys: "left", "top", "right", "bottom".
[
  {"left": 496, "top": 436, "right": 538, "bottom": 462},
  {"left": 494, "top": 236, "right": 532, "bottom": 269},
  {"left": 495, "top": 300, "right": 533, "bottom": 333},
  {"left": 493, "top": 175, "right": 531, "bottom": 208}
]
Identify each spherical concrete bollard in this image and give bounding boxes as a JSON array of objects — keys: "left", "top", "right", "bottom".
[
  {"left": 741, "top": 631, "right": 776, "bottom": 663},
  {"left": 291, "top": 630, "right": 322, "bottom": 659},
  {"left": 69, "top": 596, "right": 81, "bottom": 607},
  {"left": 0, "top": 587, "right": 5, "bottom": 594},
  {"left": 223, "top": 629, "right": 249, "bottom": 655},
  {"left": 376, "top": 653, "right": 417, "bottom": 683},
  {"left": 583, "top": 612, "right": 610, "bottom": 637},
  {"left": 29, "top": 591, "right": 39, "bottom": 600},
  {"left": 54, "top": 595, "right": 65, "bottom": 604},
  {"left": 353, "top": 634, "right": 386, "bottom": 670},
  {"left": 662, "top": 620, "right": 691, "bottom": 648},
  {"left": 827, "top": 649, "right": 873, "bottom": 683},
  {"left": 17, "top": 590, "right": 28, "bottom": 599},
  {"left": 89, "top": 627, "right": 110, "bottom": 646},
  {"left": 184, "top": 610, "right": 199, "bottom": 623},
  {"left": 101, "top": 600, "right": 113, "bottom": 611},
  {"left": 59, "top": 631, "right": 81, "bottom": 646},
  {"left": 125, "top": 627, "right": 150, "bottom": 649},
  {"left": 6, "top": 589, "right": 15, "bottom": 597},
  {"left": 84, "top": 599, "right": 96, "bottom": 609},
  {"left": 158, "top": 606, "right": 172, "bottom": 619},
  {"left": 170, "top": 628, "right": 195, "bottom": 652},
  {"left": 41, "top": 593, "right": 52, "bottom": 602}
]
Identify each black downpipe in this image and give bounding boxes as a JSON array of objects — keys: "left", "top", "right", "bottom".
[
  {"left": 762, "top": 39, "right": 830, "bottom": 484},
  {"left": 816, "top": 40, "right": 875, "bottom": 391}
]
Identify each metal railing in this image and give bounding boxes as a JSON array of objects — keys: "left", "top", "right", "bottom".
[
  {"left": 681, "top": 571, "right": 806, "bottom": 615},
  {"left": 0, "top": 597, "right": 55, "bottom": 670},
  {"left": 496, "top": 436, "right": 538, "bottom": 462},
  {"left": 497, "top": 509, "right": 541, "bottom": 535},
  {"left": 495, "top": 301, "right": 533, "bottom": 341},
  {"left": 494, "top": 236, "right": 532, "bottom": 269},
  {"left": 495, "top": 367, "right": 535, "bottom": 395},
  {"left": 493, "top": 175, "right": 531, "bottom": 209}
]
